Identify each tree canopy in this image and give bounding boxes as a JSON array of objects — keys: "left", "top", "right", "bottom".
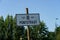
[{"left": 0, "top": 15, "right": 60, "bottom": 40}]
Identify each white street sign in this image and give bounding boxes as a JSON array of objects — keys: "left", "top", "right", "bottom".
[{"left": 16, "top": 13, "right": 40, "bottom": 26}]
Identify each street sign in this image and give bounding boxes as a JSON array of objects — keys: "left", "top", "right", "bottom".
[{"left": 16, "top": 13, "right": 40, "bottom": 26}]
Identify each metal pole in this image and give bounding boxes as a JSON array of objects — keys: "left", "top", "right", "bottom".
[
  {"left": 20, "top": 36, "right": 22, "bottom": 40},
  {"left": 26, "top": 8, "right": 30, "bottom": 40}
]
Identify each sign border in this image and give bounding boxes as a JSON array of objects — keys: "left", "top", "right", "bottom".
[{"left": 16, "top": 13, "right": 40, "bottom": 26}]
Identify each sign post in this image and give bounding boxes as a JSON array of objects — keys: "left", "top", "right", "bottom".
[
  {"left": 26, "top": 8, "right": 30, "bottom": 40},
  {"left": 16, "top": 8, "right": 40, "bottom": 40}
]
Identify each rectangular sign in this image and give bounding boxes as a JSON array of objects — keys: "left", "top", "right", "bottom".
[{"left": 16, "top": 13, "right": 40, "bottom": 26}]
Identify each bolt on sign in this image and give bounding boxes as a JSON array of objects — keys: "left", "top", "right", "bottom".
[{"left": 16, "top": 13, "right": 40, "bottom": 26}]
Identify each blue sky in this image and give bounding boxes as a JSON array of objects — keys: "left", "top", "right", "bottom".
[{"left": 0, "top": 0, "right": 60, "bottom": 31}]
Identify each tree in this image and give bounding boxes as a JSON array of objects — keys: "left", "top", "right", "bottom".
[
  {"left": 0, "top": 16, "right": 5, "bottom": 40},
  {"left": 28, "top": 21, "right": 49, "bottom": 40},
  {"left": 4, "top": 15, "right": 13, "bottom": 40},
  {"left": 12, "top": 16, "right": 16, "bottom": 40},
  {"left": 48, "top": 32, "right": 55, "bottom": 40},
  {"left": 13, "top": 16, "right": 25, "bottom": 40},
  {"left": 0, "top": 15, "right": 55, "bottom": 40},
  {"left": 55, "top": 26, "right": 60, "bottom": 40}
]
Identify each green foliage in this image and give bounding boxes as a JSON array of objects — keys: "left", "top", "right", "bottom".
[
  {"left": 0, "top": 15, "right": 57, "bottom": 40},
  {"left": 56, "top": 26, "right": 60, "bottom": 34},
  {"left": 56, "top": 26, "right": 60, "bottom": 40},
  {"left": 0, "top": 15, "right": 25, "bottom": 40},
  {"left": 48, "top": 32, "right": 55, "bottom": 40},
  {"left": 0, "top": 16, "right": 5, "bottom": 40},
  {"left": 28, "top": 21, "right": 49, "bottom": 40}
]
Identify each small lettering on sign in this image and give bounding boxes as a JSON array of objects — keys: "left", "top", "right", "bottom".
[{"left": 19, "top": 20, "right": 37, "bottom": 24}]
